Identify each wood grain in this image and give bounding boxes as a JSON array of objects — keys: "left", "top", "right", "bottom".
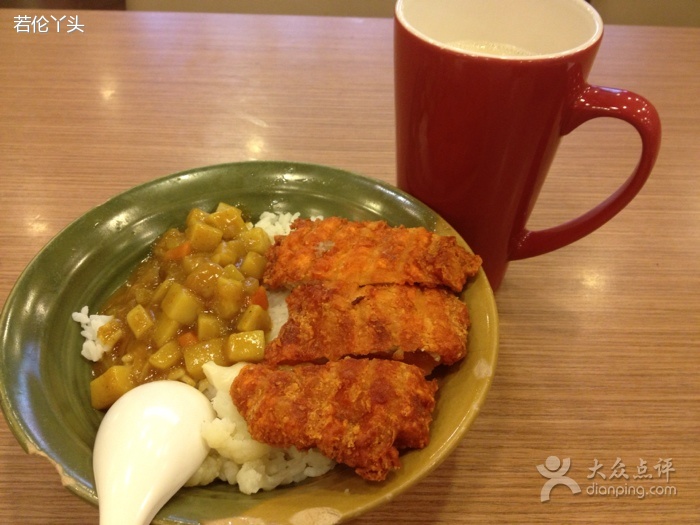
[{"left": 1, "top": 10, "right": 699, "bottom": 524}]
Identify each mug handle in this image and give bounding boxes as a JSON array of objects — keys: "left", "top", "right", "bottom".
[{"left": 509, "top": 84, "right": 661, "bottom": 261}]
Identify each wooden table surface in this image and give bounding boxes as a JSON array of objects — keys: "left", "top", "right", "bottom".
[{"left": 1, "top": 8, "right": 699, "bottom": 525}]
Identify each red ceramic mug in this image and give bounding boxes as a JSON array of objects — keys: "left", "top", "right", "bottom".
[{"left": 395, "top": 0, "right": 661, "bottom": 290}]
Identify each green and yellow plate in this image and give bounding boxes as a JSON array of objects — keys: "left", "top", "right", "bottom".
[{"left": 0, "top": 161, "right": 498, "bottom": 524}]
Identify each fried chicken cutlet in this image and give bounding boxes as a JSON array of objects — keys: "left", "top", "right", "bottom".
[
  {"left": 265, "top": 282, "right": 469, "bottom": 373},
  {"left": 263, "top": 217, "right": 481, "bottom": 293},
  {"left": 231, "top": 358, "right": 438, "bottom": 481}
]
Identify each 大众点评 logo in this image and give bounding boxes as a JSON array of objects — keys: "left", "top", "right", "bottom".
[{"left": 537, "top": 456, "right": 581, "bottom": 502}]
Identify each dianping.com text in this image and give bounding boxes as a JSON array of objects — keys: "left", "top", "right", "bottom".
[{"left": 587, "top": 482, "right": 677, "bottom": 499}]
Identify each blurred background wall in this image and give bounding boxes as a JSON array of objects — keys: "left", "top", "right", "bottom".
[
  {"left": 590, "top": 0, "right": 700, "bottom": 27},
  {"left": 3, "top": 0, "right": 700, "bottom": 26},
  {"left": 124, "top": 0, "right": 396, "bottom": 17},
  {"left": 1, "top": 0, "right": 124, "bottom": 8}
]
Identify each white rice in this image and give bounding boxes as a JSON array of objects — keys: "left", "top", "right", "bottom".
[
  {"left": 255, "top": 210, "right": 323, "bottom": 243},
  {"left": 71, "top": 306, "right": 114, "bottom": 362},
  {"left": 255, "top": 210, "right": 325, "bottom": 338},
  {"left": 266, "top": 290, "right": 289, "bottom": 340},
  {"left": 255, "top": 211, "right": 301, "bottom": 242},
  {"left": 75, "top": 211, "right": 333, "bottom": 495},
  {"left": 186, "top": 362, "right": 334, "bottom": 494}
]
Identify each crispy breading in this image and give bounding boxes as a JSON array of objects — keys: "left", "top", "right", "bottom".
[
  {"left": 263, "top": 217, "right": 481, "bottom": 293},
  {"left": 231, "top": 359, "right": 438, "bottom": 481},
  {"left": 265, "top": 282, "right": 469, "bottom": 373}
]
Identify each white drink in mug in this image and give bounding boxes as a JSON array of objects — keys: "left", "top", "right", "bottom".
[{"left": 447, "top": 39, "right": 536, "bottom": 57}]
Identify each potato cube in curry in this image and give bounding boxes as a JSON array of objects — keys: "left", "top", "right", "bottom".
[
  {"left": 183, "top": 338, "right": 227, "bottom": 381},
  {"left": 185, "top": 261, "right": 222, "bottom": 299},
  {"left": 186, "top": 221, "right": 223, "bottom": 252},
  {"left": 126, "top": 304, "right": 154, "bottom": 340},
  {"left": 90, "top": 365, "right": 134, "bottom": 410},
  {"left": 197, "top": 313, "right": 222, "bottom": 341},
  {"left": 215, "top": 277, "right": 246, "bottom": 319},
  {"left": 211, "top": 240, "right": 246, "bottom": 267},
  {"left": 152, "top": 314, "right": 181, "bottom": 348},
  {"left": 215, "top": 202, "right": 237, "bottom": 213},
  {"left": 148, "top": 341, "right": 183, "bottom": 370},
  {"left": 225, "top": 330, "right": 265, "bottom": 362},
  {"left": 221, "top": 263, "right": 245, "bottom": 282},
  {"left": 161, "top": 283, "right": 202, "bottom": 325},
  {"left": 242, "top": 277, "right": 260, "bottom": 294},
  {"left": 96, "top": 318, "right": 124, "bottom": 350},
  {"left": 181, "top": 253, "right": 210, "bottom": 274},
  {"left": 186, "top": 208, "right": 209, "bottom": 228},
  {"left": 239, "top": 251, "right": 267, "bottom": 280},
  {"left": 150, "top": 278, "right": 174, "bottom": 304},
  {"left": 236, "top": 304, "right": 272, "bottom": 332},
  {"left": 239, "top": 227, "right": 271, "bottom": 255},
  {"left": 205, "top": 204, "right": 246, "bottom": 240}
]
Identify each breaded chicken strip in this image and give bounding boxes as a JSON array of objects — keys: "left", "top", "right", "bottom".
[
  {"left": 265, "top": 282, "right": 469, "bottom": 373},
  {"left": 263, "top": 217, "right": 481, "bottom": 293},
  {"left": 231, "top": 359, "right": 438, "bottom": 481}
]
